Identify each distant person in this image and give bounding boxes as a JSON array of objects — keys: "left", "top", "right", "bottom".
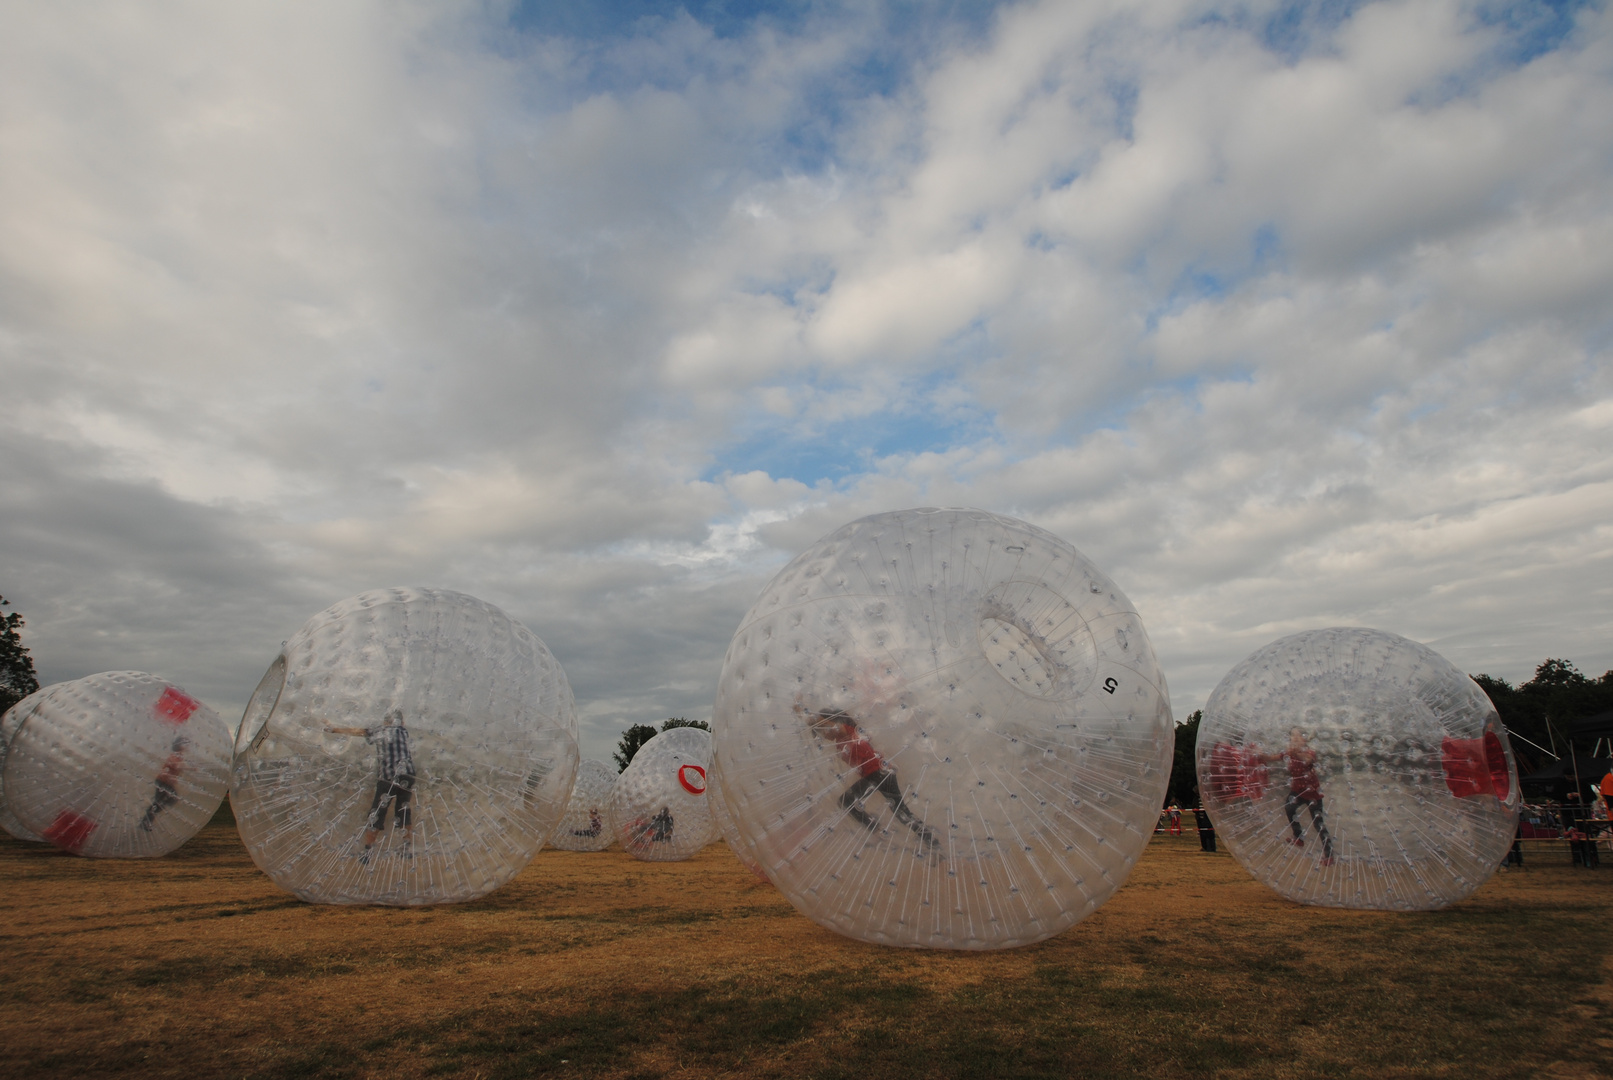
[
  {"left": 138, "top": 735, "right": 190, "bottom": 833},
  {"left": 627, "top": 806, "right": 675, "bottom": 850},
  {"left": 1564, "top": 793, "right": 1598, "bottom": 869},
  {"left": 573, "top": 807, "right": 604, "bottom": 838},
  {"left": 1262, "top": 727, "right": 1335, "bottom": 866},
  {"left": 801, "top": 705, "right": 938, "bottom": 852},
  {"left": 1193, "top": 807, "right": 1216, "bottom": 852},
  {"left": 1167, "top": 802, "right": 1183, "bottom": 836},
  {"left": 324, "top": 708, "right": 417, "bottom": 864}
]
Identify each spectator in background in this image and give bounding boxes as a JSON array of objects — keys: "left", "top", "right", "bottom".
[{"left": 1564, "top": 793, "right": 1598, "bottom": 869}]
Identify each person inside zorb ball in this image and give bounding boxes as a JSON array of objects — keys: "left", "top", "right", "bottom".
[
  {"left": 712, "top": 507, "right": 1174, "bottom": 950},
  {"left": 1196, "top": 627, "right": 1519, "bottom": 911},
  {"left": 549, "top": 759, "right": 617, "bottom": 852},
  {"left": 230, "top": 587, "right": 579, "bottom": 905},
  {"left": 609, "top": 726, "right": 718, "bottom": 861}
]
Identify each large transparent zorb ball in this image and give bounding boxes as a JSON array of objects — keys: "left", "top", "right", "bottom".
[
  {"left": 231, "top": 588, "right": 579, "bottom": 905},
  {"left": 1197, "top": 627, "right": 1519, "bottom": 911},
  {"left": 2, "top": 673, "right": 230, "bottom": 857},
  {"left": 548, "top": 759, "right": 616, "bottom": 852},
  {"left": 1, "top": 688, "right": 48, "bottom": 841},
  {"left": 713, "top": 507, "right": 1174, "bottom": 950},
  {"left": 608, "top": 727, "right": 718, "bottom": 861}
]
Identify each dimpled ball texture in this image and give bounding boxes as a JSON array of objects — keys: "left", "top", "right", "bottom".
[
  {"left": 1, "top": 688, "right": 47, "bottom": 841},
  {"left": 1, "top": 673, "right": 231, "bottom": 857},
  {"left": 548, "top": 759, "right": 617, "bottom": 852},
  {"left": 712, "top": 507, "right": 1174, "bottom": 950},
  {"left": 608, "top": 727, "right": 718, "bottom": 861},
  {"left": 1196, "top": 627, "right": 1520, "bottom": 911},
  {"left": 708, "top": 759, "right": 768, "bottom": 879},
  {"left": 231, "top": 588, "right": 579, "bottom": 905}
]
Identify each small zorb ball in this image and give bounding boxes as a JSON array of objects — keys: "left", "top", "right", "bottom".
[
  {"left": 231, "top": 588, "right": 579, "bottom": 905},
  {"left": 608, "top": 727, "right": 718, "bottom": 861},
  {"left": 1196, "top": 627, "right": 1519, "bottom": 911},
  {"left": 712, "top": 507, "right": 1174, "bottom": 950},
  {"left": 1, "top": 673, "right": 231, "bottom": 857},
  {"left": 548, "top": 759, "right": 617, "bottom": 851}
]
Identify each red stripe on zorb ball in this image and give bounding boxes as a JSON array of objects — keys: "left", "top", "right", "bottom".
[
  {"left": 678, "top": 764, "right": 707, "bottom": 795},
  {"left": 153, "top": 686, "right": 200, "bottom": 724},
  {"left": 43, "top": 810, "right": 97, "bottom": 854}
]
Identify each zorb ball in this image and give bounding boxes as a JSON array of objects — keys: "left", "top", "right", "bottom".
[
  {"left": 1, "top": 673, "right": 231, "bottom": 857},
  {"left": 1196, "top": 627, "right": 1519, "bottom": 911},
  {"left": 608, "top": 726, "right": 718, "bottom": 861},
  {"left": 231, "top": 588, "right": 578, "bottom": 905},
  {"left": 549, "top": 759, "right": 616, "bottom": 852},
  {"left": 712, "top": 507, "right": 1174, "bottom": 950}
]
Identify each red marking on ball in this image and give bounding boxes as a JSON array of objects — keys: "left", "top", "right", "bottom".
[
  {"left": 1442, "top": 732, "right": 1511, "bottom": 800},
  {"left": 43, "top": 810, "right": 97, "bottom": 854},
  {"left": 678, "top": 764, "right": 707, "bottom": 795},
  {"left": 154, "top": 686, "right": 200, "bottom": 725}
]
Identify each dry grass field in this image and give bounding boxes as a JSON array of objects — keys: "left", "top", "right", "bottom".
[{"left": 1, "top": 821, "right": 1610, "bottom": 1080}]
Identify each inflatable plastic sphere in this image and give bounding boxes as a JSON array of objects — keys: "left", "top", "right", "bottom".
[
  {"left": 708, "top": 760, "right": 767, "bottom": 880},
  {"left": 231, "top": 588, "right": 579, "bottom": 905},
  {"left": 712, "top": 507, "right": 1174, "bottom": 950},
  {"left": 1, "top": 688, "right": 47, "bottom": 841},
  {"left": 548, "top": 759, "right": 617, "bottom": 851},
  {"left": 609, "top": 726, "right": 718, "bottom": 861},
  {"left": 1, "top": 673, "right": 231, "bottom": 857},
  {"left": 1196, "top": 627, "right": 1519, "bottom": 911}
]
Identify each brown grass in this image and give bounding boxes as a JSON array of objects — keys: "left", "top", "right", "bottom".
[{"left": 1, "top": 824, "right": 1609, "bottom": 1080}]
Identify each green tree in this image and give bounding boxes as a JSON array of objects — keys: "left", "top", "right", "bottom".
[
  {"left": 1168, "top": 709, "right": 1202, "bottom": 807},
  {"left": 612, "top": 717, "right": 712, "bottom": 772},
  {"left": 0, "top": 596, "right": 41, "bottom": 717},
  {"left": 1471, "top": 660, "right": 1613, "bottom": 776}
]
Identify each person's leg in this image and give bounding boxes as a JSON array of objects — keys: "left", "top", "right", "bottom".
[
  {"left": 875, "top": 771, "right": 936, "bottom": 845},
  {"left": 395, "top": 786, "right": 414, "bottom": 850},
  {"left": 140, "top": 783, "right": 179, "bottom": 832},
  {"left": 1306, "top": 798, "right": 1334, "bottom": 860},
  {"left": 1284, "top": 792, "right": 1305, "bottom": 844},
  {"left": 363, "top": 781, "right": 394, "bottom": 854},
  {"left": 840, "top": 774, "right": 881, "bottom": 828}
]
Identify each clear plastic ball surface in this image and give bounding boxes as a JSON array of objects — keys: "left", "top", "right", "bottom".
[
  {"left": 548, "top": 759, "right": 617, "bottom": 852},
  {"left": 1, "top": 688, "right": 48, "bottom": 841},
  {"left": 712, "top": 507, "right": 1174, "bottom": 950},
  {"left": 708, "top": 759, "right": 767, "bottom": 880},
  {"left": 608, "top": 726, "right": 718, "bottom": 861},
  {"left": 1, "top": 672, "right": 231, "bottom": 857},
  {"left": 1196, "top": 627, "right": 1520, "bottom": 911},
  {"left": 230, "top": 588, "right": 579, "bottom": 905}
]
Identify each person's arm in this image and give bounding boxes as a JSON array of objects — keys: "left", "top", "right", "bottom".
[{"left": 324, "top": 724, "right": 369, "bottom": 737}]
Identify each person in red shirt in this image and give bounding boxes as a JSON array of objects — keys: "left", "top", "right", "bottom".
[
  {"left": 138, "top": 735, "right": 190, "bottom": 833},
  {"left": 1264, "top": 727, "right": 1335, "bottom": 865},
  {"left": 804, "top": 707, "right": 937, "bottom": 851}
]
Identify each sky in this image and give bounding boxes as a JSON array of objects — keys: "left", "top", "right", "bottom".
[{"left": 1, "top": 0, "right": 1609, "bottom": 761}]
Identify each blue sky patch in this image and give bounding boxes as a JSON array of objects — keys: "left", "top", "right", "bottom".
[{"left": 706, "top": 376, "right": 996, "bottom": 485}]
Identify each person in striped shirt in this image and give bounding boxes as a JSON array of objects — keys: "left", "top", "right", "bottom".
[{"left": 325, "top": 708, "right": 417, "bottom": 863}]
